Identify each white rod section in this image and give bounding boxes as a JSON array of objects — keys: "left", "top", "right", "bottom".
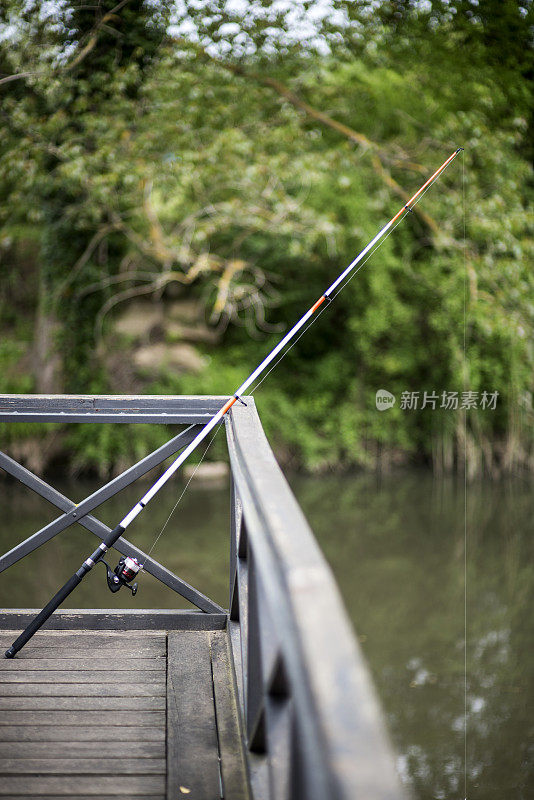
[{"left": 119, "top": 149, "right": 462, "bottom": 532}]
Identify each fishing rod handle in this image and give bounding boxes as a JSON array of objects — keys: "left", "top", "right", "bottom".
[
  {"left": 4, "top": 525, "right": 125, "bottom": 659},
  {"left": 4, "top": 570, "right": 84, "bottom": 658}
]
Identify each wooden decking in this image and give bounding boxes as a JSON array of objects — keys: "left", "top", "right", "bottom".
[
  {"left": 0, "top": 629, "right": 249, "bottom": 799},
  {"left": 0, "top": 395, "right": 406, "bottom": 800}
]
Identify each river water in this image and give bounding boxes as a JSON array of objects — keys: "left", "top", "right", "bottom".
[{"left": 0, "top": 469, "right": 532, "bottom": 799}]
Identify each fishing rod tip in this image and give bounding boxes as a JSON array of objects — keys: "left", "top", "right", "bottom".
[{"left": 456, "top": 147, "right": 465, "bottom": 153}]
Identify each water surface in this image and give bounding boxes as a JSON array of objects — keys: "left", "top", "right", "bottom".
[
  {"left": 291, "top": 472, "right": 533, "bottom": 800},
  {"left": 0, "top": 469, "right": 532, "bottom": 799}
]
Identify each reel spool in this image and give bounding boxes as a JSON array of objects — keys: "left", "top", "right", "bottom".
[{"left": 102, "top": 556, "right": 141, "bottom": 596}]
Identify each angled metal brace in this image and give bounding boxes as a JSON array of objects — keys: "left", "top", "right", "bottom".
[
  {"left": 0, "top": 427, "right": 224, "bottom": 613},
  {"left": 0, "top": 452, "right": 222, "bottom": 612},
  {"left": 0, "top": 425, "right": 201, "bottom": 572}
]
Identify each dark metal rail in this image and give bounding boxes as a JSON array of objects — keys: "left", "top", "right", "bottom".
[{"left": 0, "top": 394, "right": 404, "bottom": 799}]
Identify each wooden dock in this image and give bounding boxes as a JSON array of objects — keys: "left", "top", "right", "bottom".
[
  {"left": 0, "top": 395, "right": 405, "bottom": 800},
  {"left": 0, "top": 627, "right": 249, "bottom": 799}
]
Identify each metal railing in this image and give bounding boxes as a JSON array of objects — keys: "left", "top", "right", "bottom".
[{"left": 0, "top": 394, "right": 404, "bottom": 799}]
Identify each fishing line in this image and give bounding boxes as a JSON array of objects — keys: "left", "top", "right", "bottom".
[
  {"left": 140, "top": 152, "right": 461, "bottom": 557},
  {"left": 143, "top": 421, "right": 224, "bottom": 562},
  {"left": 148, "top": 198, "right": 415, "bottom": 558},
  {"left": 247, "top": 211, "right": 410, "bottom": 396},
  {"left": 328, "top": 169, "right": 448, "bottom": 301},
  {"left": 139, "top": 187, "right": 426, "bottom": 552},
  {"left": 5, "top": 149, "right": 464, "bottom": 659},
  {"left": 462, "top": 148, "right": 468, "bottom": 800},
  {"left": 247, "top": 159, "right": 454, "bottom": 398}
]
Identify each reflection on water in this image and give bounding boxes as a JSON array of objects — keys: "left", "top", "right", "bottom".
[
  {"left": 0, "top": 469, "right": 532, "bottom": 799},
  {"left": 291, "top": 472, "right": 534, "bottom": 800}
]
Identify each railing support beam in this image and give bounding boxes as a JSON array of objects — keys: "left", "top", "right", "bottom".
[
  {"left": 0, "top": 425, "right": 202, "bottom": 573},
  {"left": 0, "top": 450, "right": 223, "bottom": 613}
]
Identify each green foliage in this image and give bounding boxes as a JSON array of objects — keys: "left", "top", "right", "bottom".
[
  {"left": 0, "top": 1, "right": 532, "bottom": 474},
  {"left": 64, "top": 422, "right": 174, "bottom": 478},
  {"left": 0, "top": 340, "right": 33, "bottom": 394}
]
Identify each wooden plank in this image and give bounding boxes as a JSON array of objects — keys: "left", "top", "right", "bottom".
[
  {"left": 0, "top": 610, "right": 226, "bottom": 630},
  {"left": 0, "top": 695, "right": 165, "bottom": 710},
  {"left": 6, "top": 796, "right": 164, "bottom": 800},
  {"left": 0, "top": 634, "right": 165, "bottom": 653},
  {"left": 166, "top": 631, "right": 221, "bottom": 800},
  {"left": 0, "top": 648, "right": 165, "bottom": 661},
  {"left": 0, "top": 670, "right": 163, "bottom": 683},
  {"left": 0, "top": 632, "right": 166, "bottom": 644},
  {"left": 0, "top": 726, "right": 165, "bottom": 742},
  {"left": 0, "top": 658, "right": 165, "bottom": 671},
  {"left": 228, "top": 403, "right": 406, "bottom": 800},
  {"left": 0, "top": 741, "right": 165, "bottom": 758},
  {"left": 0, "top": 711, "right": 165, "bottom": 726},
  {"left": 0, "top": 632, "right": 167, "bottom": 646},
  {"left": 8, "top": 796, "right": 164, "bottom": 800},
  {"left": 0, "top": 629, "right": 167, "bottom": 798},
  {"left": 0, "top": 757, "right": 166, "bottom": 774},
  {"left": 0, "top": 682, "right": 165, "bottom": 697},
  {"left": 210, "top": 632, "right": 251, "bottom": 800},
  {"left": 0, "top": 645, "right": 166, "bottom": 658},
  {"left": 0, "top": 775, "right": 165, "bottom": 795}
]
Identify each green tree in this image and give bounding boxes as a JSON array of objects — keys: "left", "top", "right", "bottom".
[
  {"left": 1, "top": 0, "right": 172, "bottom": 391},
  {"left": 1, "top": 1, "right": 532, "bottom": 475}
]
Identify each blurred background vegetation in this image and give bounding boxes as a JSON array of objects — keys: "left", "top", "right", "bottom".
[{"left": 0, "top": 0, "right": 533, "bottom": 477}]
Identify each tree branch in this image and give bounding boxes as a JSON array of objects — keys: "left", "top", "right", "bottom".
[
  {"left": 0, "top": 72, "right": 38, "bottom": 87},
  {"left": 66, "top": 0, "right": 132, "bottom": 72},
  {"left": 52, "top": 223, "right": 118, "bottom": 305},
  {"left": 189, "top": 47, "right": 441, "bottom": 234},
  {"left": 241, "top": 68, "right": 439, "bottom": 232}
]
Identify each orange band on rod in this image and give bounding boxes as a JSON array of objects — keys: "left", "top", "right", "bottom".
[
  {"left": 221, "top": 397, "right": 237, "bottom": 415},
  {"left": 390, "top": 149, "right": 460, "bottom": 225},
  {"left": 311, "top": 296, "right": 326, "bottom": 313}
]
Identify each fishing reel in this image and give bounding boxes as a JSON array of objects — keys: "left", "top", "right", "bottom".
[{"left": 101, "top": 556, "right": 141, "bottom": 596}]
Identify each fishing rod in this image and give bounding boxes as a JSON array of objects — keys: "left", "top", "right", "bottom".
[{"left": 5, "top": 147, "right": 463, "bottom": 659}]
